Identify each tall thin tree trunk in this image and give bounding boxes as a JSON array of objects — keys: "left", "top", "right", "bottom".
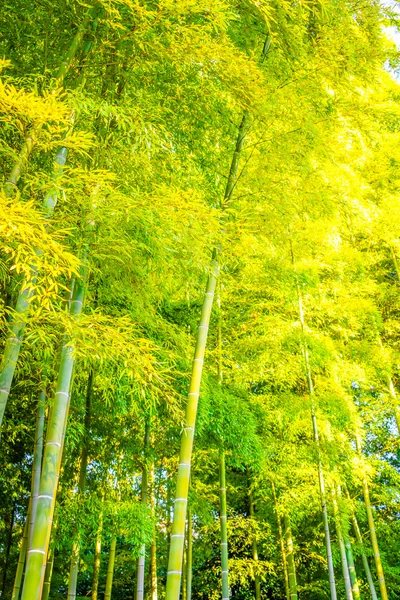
[
  {"left": 20, "top": 269, "right": 87, "bottom": 600},
  {"left": 165, "top": 261, "right": 218, "bottom": 600},
  {"left": 186, "top": 508, "right": 192, "bottom": 600},
  {"left": 351, "top": 512, "right": 378, "bottom": 600},
  {"left": 332, "top": 491, "right": 353, "bottom": 600},
  {"left": 11, "top": 504, "right": 30, "bottom": 600},
  {"left": 166, "top": 103, "right": 249, "bottom": 600},
  {"left": 337, "top": 488, "right": 360, "bottom": 600},
  {"left": 271, "top": 483, "right": 290, "bottom": 600},
  {"left": 67, "top": 370, "right": 93, "bottom": 600},
  {"left": 136, "top": 418, "right": 150, "bottom": 600},
  {"left": 355, "top": 437, "right": 388, "bottom": 600},
  {"left": 283, "top": 515, "right": 298, "bottom": 600},
  {"left": 149, "top": 463, "right": 158, "bottom": 600},
  {"left": 219, "top": 452, "right": 229, "bottom": 600},
  {"left": 248, "top": 489, "right": 261, "bottom": 600},
  {"left": 104, "top": 532, "right": 117, "bottom": 600},
  {"left": 182, "top": 535, "right": 187, "bottom": 600},
  {"left": 91, "top": 493, "right": 104, "bottom": 600},
  {"left": 0, "top": 7, "right": 98, "bottom": 432},
  {"left": 291, "top": 243, "right": 337, "bottom": 600},
  {"left": 28, "top": 389, "right": 46, "bottom": 549},
  {"left": 41, "top": 513, "right": 59, "bottom": 600}
]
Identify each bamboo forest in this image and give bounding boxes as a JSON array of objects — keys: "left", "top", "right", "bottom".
[{"left": 4, "top": 1, "right": 400, "bottom": 599}]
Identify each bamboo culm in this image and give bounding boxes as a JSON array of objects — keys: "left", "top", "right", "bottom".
[
  {"left": 104, "top": 532, "right": 117, "bottom": 600},
  {"left": 351, "top": 512, "right": 378, "bottom": 600},
  {"left": 186, "top": 508, "right": 192, "bottom": 600},
  {"left": 283, "top": 515, "right": 298, "bottom": 600},
  {"left": 219, "top": 452, "right": 229, "bottom": 600},
  {"left": 136, "top": 419, "right": 150, "bottom": 600},
  {"left": 67, "top": 371, "right": 93, "bottom": 600},
  {"left": 149, "top": 462, "right": 158, "bottom": 600},
  {"left": 28, "top": 390, "right": 46, "bottom": 550},
  {"left": 272, "top": 483, "right": 290, "bottom": 600},
  {"left": 0, "top": 6, "right": 99, "bottom": 432},
  {"left": 332, "top": 490, "right": 353, "bottom": 600},
  {"left": 91, "top": 492, "right": 104, "bottom": 600},
  {"left": 165, "top": 261, "right": 218, "bottom": 600},
  {"left": 248, "top": 489, "right": 261, "bottom": 600},
  {"left": 20, "top": 269, "right": 87, "bottom": 600},
  {"left": 291, "top": 243, "right": 337, "bottom": 600},
  {"left": 11, "top": 502, "right": 30, "bottom": 600}
]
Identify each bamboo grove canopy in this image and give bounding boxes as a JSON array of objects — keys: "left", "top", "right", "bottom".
[{"left": 2, "top": 1, "right": 400, "bottom": 599}]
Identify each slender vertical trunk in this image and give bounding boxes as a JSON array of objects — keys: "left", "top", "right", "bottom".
[
  {"left": 11, "top": 504, "right": 30, "bottom": 600},
  {"left": 186, "top": 509, "right": 192, "bottom": 600},
  {"left": 67, "top": 371, "right": 93, "bottom": 600},
  {"left": 355, "top": 437, "right": 388, "bottom": 600},
  {"left": 291, "top": 243, "right": 337, "bottom": 600},
  {"left": 91, "top": 493, "right": 104, "bottom": 600},
  {"left": 165, "top": 261, "right": 218, "bottom": 600},
  {"left": 271, "top": 483, "right": 290, "bottom": 600},
  {"left": 41, "top": 513, "right": 58, "bottom": 600},
  {"left": 136, "top": 419, "right": 150, "bottom": 600},
  {"left": 283, "top": 515, "right": 298, "bottom": 600},
  {"left": 351, "top": 512, "right": 378, "bottom": 600},
  {"left": 166, "top": 103, "right": 249, "bottom": 600},
  {"left": 149, "top": 463, "right": 158, "bottom": 600},
  {"left": 182, "top": 535, "right": 187, "bottom": 600},
  {"left": 0, "top": 7, "right": 98, "bottom": 432},
  {"left": 331, "top": 491, "right": 353, "bottom": 600},
  {"left": 337, "top": 488, "right": 361, "bottom": 600},
  {"left": 219, "top": 452, "right": 229, "bottom": 600},
  {"left": 248, "top": 489, "right": 261, "bottom": 600},
  {"left": 20, "top": 268, "right": 87, "bottom": 600},
  {"left": 28, "top": 389, "right": 46, "bottom": 549},
  {"left": 104, "top": 533, "right": 117, "bottom": 600},
  {"left": 362, "top": 477, "right": 388, "bottom": 600},
  {"left": 1, "top": 500, "right": 16, "bottom": 596}
]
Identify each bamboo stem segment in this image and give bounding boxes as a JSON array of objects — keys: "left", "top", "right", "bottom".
[{"left": 220, "top": 452, "right": 229, "bottom": 600}]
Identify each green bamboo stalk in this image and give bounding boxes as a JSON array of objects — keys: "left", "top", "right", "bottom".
[
  {"left": 149, "top": 462, "right": 158, "bottom": 600},
  {"left": 104, "top": 532, "right": 117, "bottom": 600},
  {"left": 136, "top": 418, "right": 150, "bottom": 600},
  {"left": 186, "top": 508, "right": 192, "bottom": 600},
  {"left": 351, "top": 511, "right": 378, "bottom": 600},
  {"left": 28, "top": 389, "right": 46, "bottom": 550},
  {"left": 271, "top": 483, "right": 290, "bottom": 600},
  {"left": 283, "top": 515, "right": 298, "bottom": 600},
  {"left": 355, "top": 437, "right": 388, "bottom": 600},
  {"left": 338, "top": 488, "right": 361, "bottom": 600},
  {"left": 362, "top": 477, "right": 388, "bottom": 600},
  {"left": 165, "top": 261, "right": 218, "bottom": 600},
  {"left": 291, "top": 243, "right": 337, "bottom": 600},
  {"left": 67, "top": 371, "right": 93, "bottom": 600},
  {"left": 41, "top": 513, "right": 58, "bottom": 600},
  {"left": 91, "top": 492, "right": 104, "bottom": 600},
  {"left": 182, "top": 535, "right": 187, "bottom": 600},
  {"left": 249, "top": 490, "right": 261, "bottom": 600},
  {"left": 11, "top": 503, "right": 30, "bottom": 600},
  {"left": 332, "top": 490, "right": 353, "bottom": 600},
  {"left": 0, "top": 8, "right": 99, "bottom": 433},
  {"left": 20, "top": 268, "right": 87, "bottom": 600},
  {"left": 219, "top": 452, "right": 229, "bottom": 600}
]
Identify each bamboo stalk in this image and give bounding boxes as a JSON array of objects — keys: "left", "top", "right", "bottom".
[
  {"left": 291, "top": 243, "right": 337, "bottom": 600},
  {"left": 28, "top": 389, "right": 46, "bottom": 550},
  {"left": 41, "top": 513, "right": 58, "bottom": 600},
  {"left": 20, "top": 267, "right": 87, "bottom": 600},
  {"left": 149, "top": 462, "right": 158, "bottom": 600},
  {"left": 271, "top": 483, "right": 290, "bottom": 600},
  {"left": 67, "top": 371, "right": 93, "bottom": 600},
  {"left": 165, "top": 261, "right": 218, "bottom": 600},
  {"left": 11, "top": 503, "right": 30, "bottom": 600},
  {"left": 220, "top": 452, "right": 229, "bottom": 600},
  {"left": 248, "top": 488, "right": 261, "bottom": 600},
  {"left": 91, "top": 492, "right": 104, "bottom": 600},
  {"left": 351, "top": 512, "right": 378, "bottom": 600},
  {"left": 337, "top": 488, "right": 361, "bottom": 600},
  {"left": 136, "top": 418, "right": 150, "bottom": 600},
  {"left": 104, "top": 532, "right": 117, "bottom": 600},
  {"left": 283, "top": 515, "right": 298, "bottom": 600},
  {"left": 187, "top": 508, "right": 192, "bottom": 600},
  {"left": 332, "top": 490, "right": 353, "bottom": 600}
]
